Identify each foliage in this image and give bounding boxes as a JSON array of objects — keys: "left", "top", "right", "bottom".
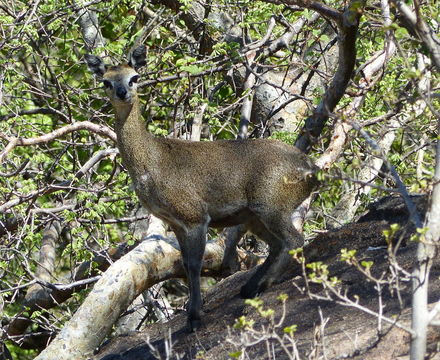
[
  {"left": 0, "top": 0, "right": 438, "bottom": 358},
  {"left": 227, "top": 294, "right": 300, "bottom": 359}
]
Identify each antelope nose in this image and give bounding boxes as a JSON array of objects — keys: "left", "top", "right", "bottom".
[{"left": 116, "top": 86, "right": 127, "bottom": 100}]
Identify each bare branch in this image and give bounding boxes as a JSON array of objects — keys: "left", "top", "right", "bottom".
[
  {"left": 0, "top": 159, "right": 29, "bottom": 178},
  {"left": 294, "top": 0, "right": 366, "bottom": 152},
  {"left": 140, "top": 62, "right": 228, "bottom": 87},
  {"left": 237, "top": 56, "right": 257, "bottom": 140},
  {"left": 37, "top": 276, "right": 102, "bottom": 292},
  {"left": 76, "top": 0, "right": 106, "bottom": 52},
  {"left": 0, "top": 121, "right": 116, "bottom": 163},
  {"left": 351, "top": 121, "right": 423, "bottom": 229},
  {"left": 262, "top": 0, "right": 342, "bottom": 23},
  {"left": 391, "top": 0, "right": 440, "bottom": 71},
  {"left": 34, "top": 229, "right": 228, "bottom": 360},
  {"left": 0, "top": 108, "right": 68, "bottom": 122},
  {"left": 261, "top": 13, "right": 320, "bottom": 57},
  {"left": 74, "top": 148, "right": 119, "bottom": 179}
]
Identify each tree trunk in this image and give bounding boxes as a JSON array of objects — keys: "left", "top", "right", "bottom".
[{"left": 410, "top": 133, "right": 440, "bottom": 359}]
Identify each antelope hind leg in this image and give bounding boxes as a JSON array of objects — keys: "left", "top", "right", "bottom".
[{"left": 240, "top": 214, "right": 303, "bottom": 298}]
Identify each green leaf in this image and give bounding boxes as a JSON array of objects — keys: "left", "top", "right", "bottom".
[
  {"left": 361, "top": 260, "right": 373, "bottom": 270},
  {"left": 244, "top": 298, "right": 263, "bottom": 308},
  {"left": 229, "top": 351, "right": 242, "bottom": 358},
  {"left": 340, "top": 249, "right": 357, "bottom": 262},
  {"left": 277, "top": 293, "right": 288, "bottom": 302},
  {"left": 181, "top": 65, "right": 202, "bottom": 75},
  {"left": 283, "top": 324, "right": 297, "bottom": 334}
]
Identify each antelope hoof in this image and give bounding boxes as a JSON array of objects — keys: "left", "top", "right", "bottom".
[
  {"left": 188, "top": 317, "right": 202, "bottom": 332},
  {"left": 240, "top": 282, "right": 262, "bottom": 299},
  {"left": 221, "top": 257, "right": 240, "bottom": 277}
]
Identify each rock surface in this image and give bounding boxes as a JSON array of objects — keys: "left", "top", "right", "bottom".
[{"left": 93, "top": 196, "right": 440, "bottom": 360}]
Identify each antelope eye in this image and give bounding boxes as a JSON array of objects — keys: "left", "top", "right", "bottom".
[
  {"left": 129, "top": 75, "right": 140, "bottom": 87},
  {"left": 103, "top": 80, "right": 112, "bottom": 89}
]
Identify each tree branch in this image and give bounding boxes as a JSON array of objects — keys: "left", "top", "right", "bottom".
[
  {"left": 294, "top": 0, "right": 365, "bottom": 153},
  {"left": 351, "top": 121, "right": 423, "bottom": 228},
  {"left": 140, "top": 63, "right": 228, "bottom": 87},
  {"left": 0, "top": 108, "right": 68, "bottom": 122},
  {"left": 34, "top": 225, "right": 229, "bottom": 360},
  {"left": 391, "top": 0, "right": 440, "bottom": 72},
  {"left": 76, "top": 0, "right": 106, "bottom": 52},
  {"left": 237, "top": 56, "right": 257, "bottom": 140},
  {"left": 410, "top": 115, "right": 440, "bottom": 358},
  {"left": 0, "top": 121, "right": 116, "bottom": 164},
  {"left": 263, "top": 0, "right": 342, "bottom": 23}
]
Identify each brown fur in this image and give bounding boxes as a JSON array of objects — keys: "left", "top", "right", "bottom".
[{"left": 85, "top": 46, "right": 318, "bottom": 332}]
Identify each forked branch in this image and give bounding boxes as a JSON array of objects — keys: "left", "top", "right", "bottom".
[
  {"left": 0, "top": 121, "right": 116, "bottom": 163},
  {"left": 292, "top": 0, "right": 365, "bottom": 152}
]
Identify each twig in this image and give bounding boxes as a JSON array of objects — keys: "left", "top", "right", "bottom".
[
  {"left": 0, "top": 159, "right": 29, "bottom": 177},
  {"left": 391, "top": 0, "right": 440, "bottom": 71},
  {"left": 0, "top": 147, "right": 118, "bottom": 213},
  {"left": 0, "top": 107, "right": 69, "bottom": 121},
  {"left": 293, "top": 0, "right": 365, "bottom": 153},
  {"left": 263, "top": 0, "right": 342, "bottom": 23},
  {"left": 0, "top": 121, "right": 116, "bottom": 163},
  {"left": 140, "top": 63, "right": 228, "bottom": 87},
  {"left": 37, "top": 276, "right": 101, "bottom": 291},
  {"left": 350, "top": 121, "right": 422, "bottom": 229}
]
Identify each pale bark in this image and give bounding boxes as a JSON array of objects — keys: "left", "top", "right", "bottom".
[
  {"left": 34, "top": 217, "right": 228, "bottom": 360},
  {"left": 6, "top": 222, "right": 62, "bottom": 338},
  {"left": 409, "top": 53, "right": 440, "bottom": 360},
  {"left": 391, "top": 0, "right": 440, "bottom": 71},
  {"left": 190, "top": 103, "right": 207, "bottom": 141},
  {"left": 416, "top": 134, "right": 427, "bottom": 181},
  {"left": 76, "top": 0, "right": 106, "bottom": 52},
  {"left": 410, "top": 137, "right": 440, "bottom": 360},
  {"left": 237, "top": 55, "right": 257, "bottom": 140},
  {"left": 292, "top": 196, "right": 313, "bottom": 233},
  {"left": 327, "top": 118, "right": 400, "bottom": 228}
]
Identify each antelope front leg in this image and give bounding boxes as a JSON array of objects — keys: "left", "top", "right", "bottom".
[{"left": 173, "top": 222, "right": 208, "bottom": 332}]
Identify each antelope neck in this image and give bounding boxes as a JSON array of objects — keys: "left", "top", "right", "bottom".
[{"left": 112, "top": 95, "right": 158, "bottom": 176}]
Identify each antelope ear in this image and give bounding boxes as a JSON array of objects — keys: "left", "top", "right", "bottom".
[
  {"left": 128, "top": 45, "right": 147, "bottom": 70},
  {"left": 84, "top": 54, "right": 107, "bottom": 78}
]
